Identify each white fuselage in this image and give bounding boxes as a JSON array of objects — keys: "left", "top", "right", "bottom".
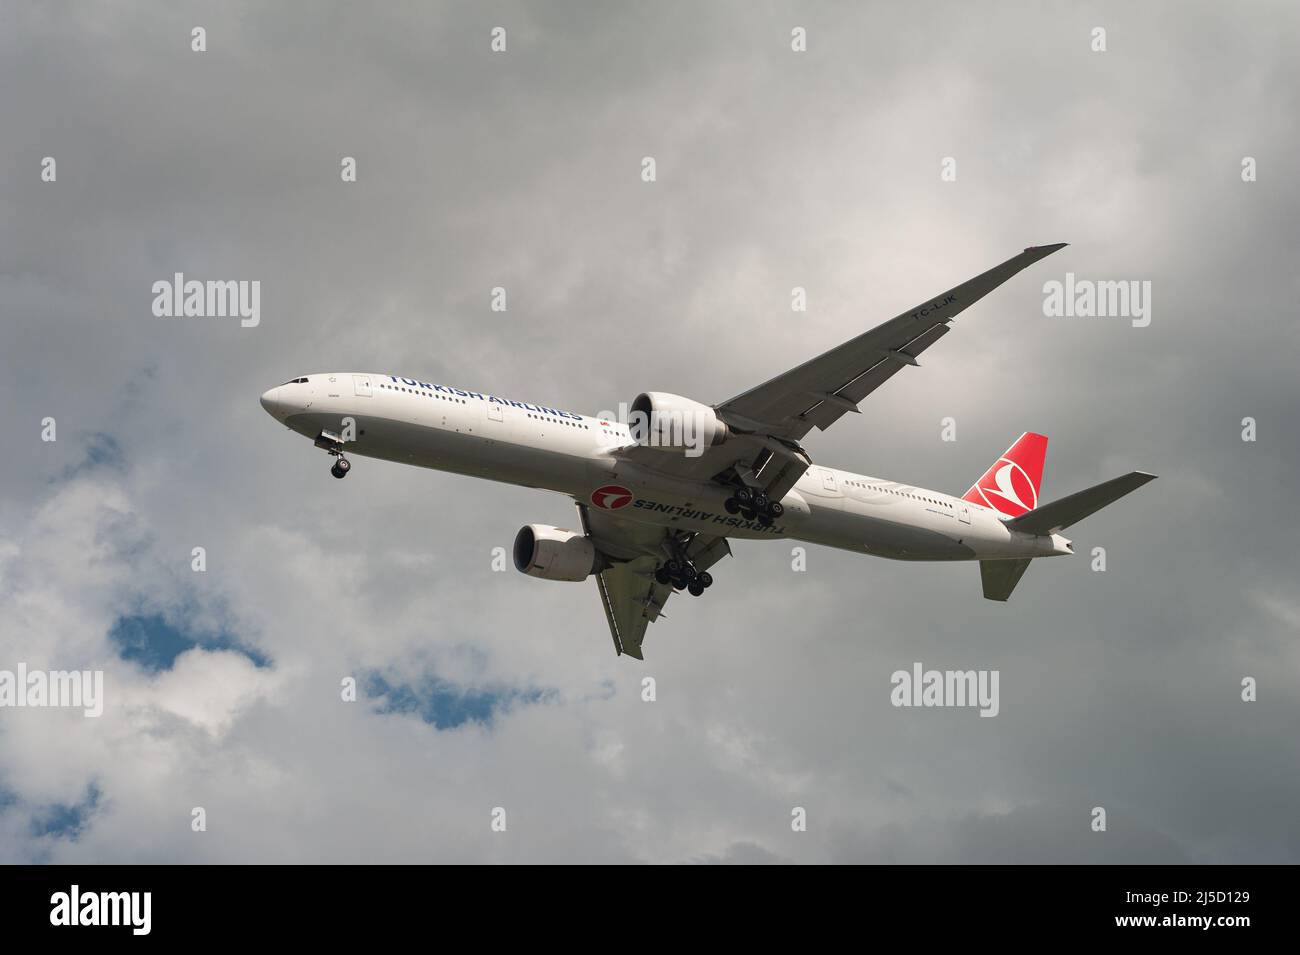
[{"left": 260, "top": 374, "right": 1072, "bottom": 563}]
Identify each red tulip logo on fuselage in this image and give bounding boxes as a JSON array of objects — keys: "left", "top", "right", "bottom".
[{"left": 592, "top": 485, "right": 633, "bottom": 509}]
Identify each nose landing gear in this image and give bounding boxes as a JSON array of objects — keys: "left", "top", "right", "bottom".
[{"left": 314, "top": 430, "right": 352, "bottom": 479}]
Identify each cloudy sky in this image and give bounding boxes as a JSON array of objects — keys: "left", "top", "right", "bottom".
[{"left": 2, "top": 1, "right": 1297, "bottom": 863}]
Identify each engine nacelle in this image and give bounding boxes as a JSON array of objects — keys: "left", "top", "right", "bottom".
[
  {"left": 512, "top": 524, "right": 598, "bottom": 581},
  {"left": 629, "top": 392, "right": 729, "bottom": 454}
]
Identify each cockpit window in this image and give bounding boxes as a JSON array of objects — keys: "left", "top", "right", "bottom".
[{"left": 281, "top": 377, "right": 309, "bottom": 385}]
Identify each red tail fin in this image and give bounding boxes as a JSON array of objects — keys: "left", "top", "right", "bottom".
[{"left": 962, "top": 432, "right": 1048, "bottom": 517}]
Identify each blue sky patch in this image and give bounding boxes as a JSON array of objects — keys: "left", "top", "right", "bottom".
[
  {"left": 30, "top": 783, "right": 100, "bottom": 841},
  {"left": 109, "top": 613, "right": 270, "bottom": 672},
  {"left": 364, "top": 671, "right": 552, "bottom": 730},
  {"left": 56, "top": 431, "right": 126, "bottom": 481}
]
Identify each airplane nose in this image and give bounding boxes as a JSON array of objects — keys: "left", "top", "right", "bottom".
[{"left": 260, "top": 386, "right": 284, "bottom": 417}]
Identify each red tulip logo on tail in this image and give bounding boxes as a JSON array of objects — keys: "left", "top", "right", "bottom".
[{"left": 961, "top": 432, "right": 1048, "bottom": 518}]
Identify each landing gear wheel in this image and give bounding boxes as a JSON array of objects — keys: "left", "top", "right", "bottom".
[
  {"left": 741, "top": 507, "right": 757, "bottom": 521},
  {"left": 724, "top": 497, "right": 740, "bottom": 514},
  {"left": 688, "top": 580, "right": 705, "bottom": 597},
  {"left": 664, "top": 559, "right": 682, "bottom": 577},
  {"left": 682, "top": 563, "right": 698, "bottom": 581},
  {"left": 757, "top": 513, "right": 773, "bottom": 527},
  {"left": 753, "top": 491, "right": 770, "bottom": 511},
  {"left": 698, "top": 571, "right": 713, "bottom": 589},
  {"left": 734, "top": 486, "right": 753, "bottom": 506},
  {"left": 768, "top": 501, "right": 784, "bottom": 518},
  {"left": 671, "top": 577, "right": 687, "bottom": 591},
  {"left": 331, "top": 458, "right": 351, "bottom": 479},
  {"left": 654, "top": 566, "right": 671, "bottom": 585}
]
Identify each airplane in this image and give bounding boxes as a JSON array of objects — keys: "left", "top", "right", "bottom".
[{"left": 260, "top": 244, "right": 1155, "bottom": 659}]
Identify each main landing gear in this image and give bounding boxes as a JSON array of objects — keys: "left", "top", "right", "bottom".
[
  {"left": 723, "top": 485, "right": 784, "bottom": 526},
  {"left": 314, "top": 430, "right": 351, "bottom": 479},
  {"left": 654, "top": 559, "right": 713, "bottom": 597}
]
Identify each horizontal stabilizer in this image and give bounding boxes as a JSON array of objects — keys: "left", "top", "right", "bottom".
[
  {"left": 1007, "top": 471, "right": 1157, "bottom": 536},
  {"left": 980, "top": 558, "right": 1032, "bottom": 601}
]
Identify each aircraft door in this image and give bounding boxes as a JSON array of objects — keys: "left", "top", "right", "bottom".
[
  {"left": 802, "top": 467, "right": 842, "bottom": 499},
  {"left": 352, "top": 374, "right": 372, "bottom": 397}
]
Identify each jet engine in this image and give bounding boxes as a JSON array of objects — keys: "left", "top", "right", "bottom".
[
  {"left": 629, "top": 392, "right": 729, "bottom": 453},
  {"left": 512, "top": 524, "right": 598, "bottom": 581}
]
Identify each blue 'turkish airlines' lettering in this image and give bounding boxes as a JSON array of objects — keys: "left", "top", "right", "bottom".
[
  {"left": 387, "top": 376, "right": 584, "bottom": 421},
  {"left": 631, "top": 497, "right": 785, "bottom": 535}
]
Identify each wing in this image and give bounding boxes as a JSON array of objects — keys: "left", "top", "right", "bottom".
[
  {"left": 609, "top": 244, "right": 1066, "bottom": 502},
  {"left": 577, "top": 504, "right": 730, "bottom": 659},
  {"left": 716, "top": 244, "right": 1067, "bottom": 440}
]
